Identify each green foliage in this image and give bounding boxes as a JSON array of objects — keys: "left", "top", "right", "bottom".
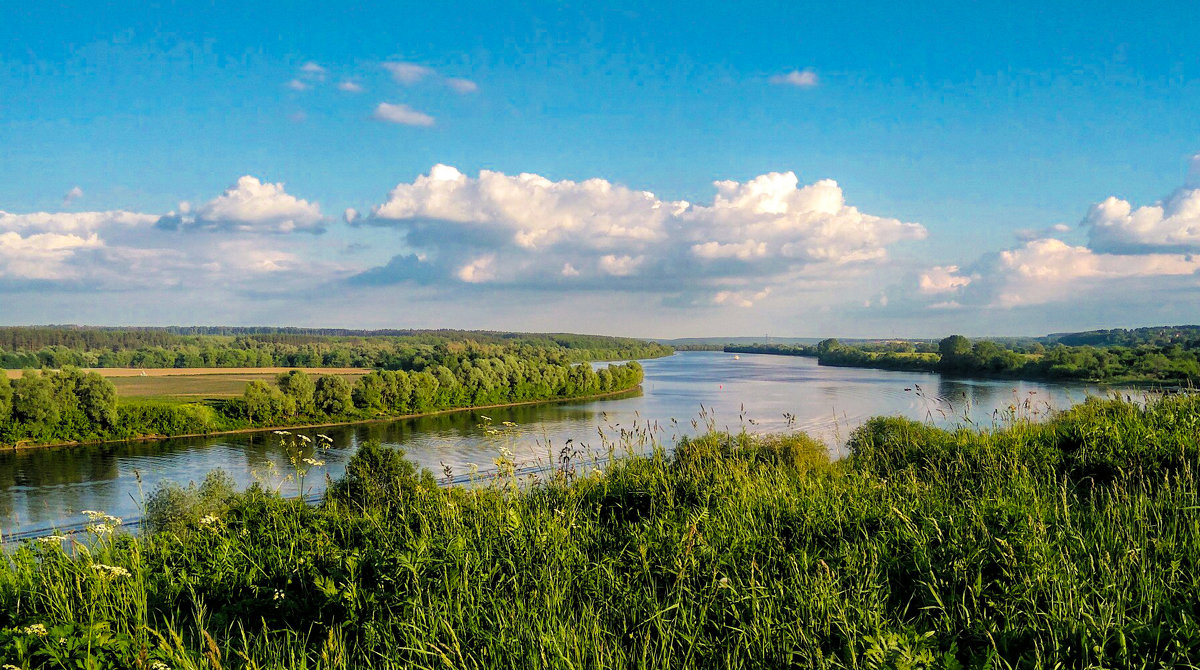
[
  {"left": 144, "top": 470, "right": 238, "bottom": 533},
  {"left": 0, "top": 325, "right": 674, "bottom": 370},
  {"left": 5, "top": 395, "right": 1200, "bottom": 667},
  {"left": 0, "top": 348, "right": 647, "bottom": 447}
]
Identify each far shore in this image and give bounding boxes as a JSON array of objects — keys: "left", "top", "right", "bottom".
[{"left": 1, "top": 385, "right": 643, "bottom": 453}]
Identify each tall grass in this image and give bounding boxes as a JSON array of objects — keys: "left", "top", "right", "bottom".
[{"left": 2, "top": 395, "right": 1199, "bottom": 668}]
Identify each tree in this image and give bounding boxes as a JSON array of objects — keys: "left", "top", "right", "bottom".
[
  {"left": 817, "top": 339, "right": 842, "bottom": 356},
  {"left": 11, "top": 371, "right": 59, "bottom": 435},
  {"left": 314, "top": 375, "right": 354, "bottom": 416},
  {"left": 276, "top": 370, "right": 316, "bottom": 415},
  {"left": 76, "top": 372, "right": 118, "bottom": 428},
  {"left": 938, "top": 335, "right": 972, "bottom": 372}
]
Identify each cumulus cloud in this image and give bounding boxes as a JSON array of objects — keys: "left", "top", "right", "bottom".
[
  {"left": 1083, "top": 186, "right": 1200, "bottom": 253},
  {"left": 373, "top": 102, "right": 435, "bottom": 127},
  {"left": 286, "top": 79, "right": 310, "bottom": 91},
  {"left": 62, "top": 186, "right": 84, "bottom": 207},
  {"left": 769, "top": 69, "right": 818, "bottom": 87},
  {"left": 155, "top": 176, "right": 326, "bottom": 233},
  {"left": 355, "top": 164, "right": 924, "bottom": 305},
  {"left": 383, "top": 62, "right": 433, "bottom": 85},
  {"left": 918, "top": 239, "right": 1200, "bottom": 309},
  {"left": 0, "top": 231, "right": 102, "bottom": 280},
  {"left": 337, "top": 80, "right": 364, "bottom": 93},
  {"left": 919, "top": 265, "right": 974, "bottom": 294}
]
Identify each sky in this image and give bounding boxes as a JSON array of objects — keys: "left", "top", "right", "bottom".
[{"left": 1, "top": 1, "right": 1198, "bottom": 339}]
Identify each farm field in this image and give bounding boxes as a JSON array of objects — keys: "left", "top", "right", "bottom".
[{"left": 2, "top": 367, "right": 369, "bottom": 399}]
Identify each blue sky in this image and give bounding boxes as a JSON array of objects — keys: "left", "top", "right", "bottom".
[{"left": 1, "top": 1, "right": 1198, "bottom": 337}]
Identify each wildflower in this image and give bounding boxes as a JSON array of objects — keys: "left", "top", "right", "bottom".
[
  {"left": 485, "top": 429, "right": 500, "bottom": 436},
  {"left": 92, "top": 564, "right": 131, "bottom": 578},
  {"left": 317, "top": 434, "right": 333, "bottom": 442},
  {"left": 302, "top": 458, "right": 325, "bottom": 467},
  {"left": 20, "top": 623, "right": 48, "bottom": 637},
  {"left": 151, "top": 662, "right": 171, "bottom": 670},
  {"left": 5, "top": 664, "right": 22, "bottom": 670},
  {"left": 199, "top": 514, "right": 220, "bottom": 526},
  {"left": 502, "top": 421, "right": 518, "bottom": 427},
  {"left": 299, "top": 434, "right": 312, "bottom": 443},
  {"left": 88, "top": 524, "right": 114, "bottom": 535},
  {"left": 273, "top": 589, "right": 286, "bottom": 601},
  {"left": 479, "top": 415, "right": 492, "bottom": 422},
  {"left": 718, "top": 577, "right": 731, "bottom": 589},
  {"left": 82, "top": 510, "right": 121, "bottom": 525},
  {"left": 273, "top": 430, "right": 291, "bottom": 435},
  {"left": 35, "top": 535, "right": 66, "bottom": 545}
]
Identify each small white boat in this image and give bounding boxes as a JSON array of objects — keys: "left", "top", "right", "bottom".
[{"left": 732, "top": 354, "right": 740, "bottom": 360}]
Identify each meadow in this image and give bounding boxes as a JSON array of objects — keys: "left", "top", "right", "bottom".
[{"left": 2, "top": 392, "right": 1198, "bottom": 668}]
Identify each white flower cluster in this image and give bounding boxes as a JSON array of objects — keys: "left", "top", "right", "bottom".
[{"left": 92, "top": 563, "right": 132, "bottom": 578}]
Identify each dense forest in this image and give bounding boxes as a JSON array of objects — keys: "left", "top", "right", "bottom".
[
  {"left": 728, "top": 329, "right": 1200, "bottom": 384},
  {"left": 0, "top": 326, "right": 672, "bottom": 370},
  {"left": 0, "top": 354, "right": 645, "bottom": 447}
]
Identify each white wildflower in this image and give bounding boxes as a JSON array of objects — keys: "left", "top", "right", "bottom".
[
  {"left": 299, "top": 434, "right": 312, "bottom": 443},
  {"left": 151, "top": 662, "right": 171, "bottom": 670},
  {"left": 20, "top": 622, "right": 48, "bottom": 637},
  {"left": 35, "top": 535, "right": 66, "bottom": 545},
  {"left": 92, "top": 564, "right": 131, "bottom": 578},
  {"left": 199, "top": 514, "right": 220, "bottom": 526},
  {"left": 302, "top": 457, "right": 325, "bottom": 466}
]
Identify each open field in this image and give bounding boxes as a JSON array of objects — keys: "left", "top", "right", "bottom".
[{"left": 3, "top": 367, "right": 369, "bottom": 399}]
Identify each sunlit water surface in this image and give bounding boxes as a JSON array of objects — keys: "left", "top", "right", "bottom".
[{"left": 0, "top": 351, "right": 1132, "bottom": 535}]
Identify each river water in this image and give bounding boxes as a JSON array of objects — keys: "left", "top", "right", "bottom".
[{"left": 0, "top": 351, "right": 1128, "bottom": 536}]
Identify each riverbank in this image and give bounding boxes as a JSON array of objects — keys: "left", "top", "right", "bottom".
[
  {"left": 4, "top": 393, "right": 1199, "bottom": 667},
  {"left": 0, "top": 384, "right": 643, "bottom": 453}
]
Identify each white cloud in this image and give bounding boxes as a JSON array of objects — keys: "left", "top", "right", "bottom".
[
  {"left": 769, "top": 69, "right": 819, "bottom": 87},
  {"left": 286, "top": 79, "right": 310, "bottom": 91},
  {"left": 918, "top": 265, "right": 974, "bottom": 294},
  {"left": 299, "top": 62, "right": 326, "bottom": 79},
  {"left": 1083, "top": 187, "right": 1200, "bottom": 253},
  {"left": 337, "top": 80, "right": 364, "bottom": 93},
  {"left": 456, "top": 254, "right": 496, "bottom": 283},
  {"left": 919, "top": 238, "right": 1200, "bottom": 309},
  {"left": 383, "top": 61, "right": 433, "bottom": 85},
  {"left": 684, "top": 172, "right": 926, "bottom": 266},
  {"left": 445, "top": 77, "right": 478, "bottom": 94},
  {"left": 62, "top": 186, "right": 84, "bottom": 207},
  {"left": 0, "top": 231, "right": 102, "bottom": 280},
  {"left": 713, "top": 288, "right": 771, "bottom": 308},
  {"left": 0, "top": 210, "right": 157, "bottom": 235},
  {"left": 156, "top": 176, "right": 326, "bottom": 233},
  {"left": 373, "top": 102, "right": 435, "bottom": 127},
  {"left": 357, "top": 164, "right": 923, "bottom": 304}
]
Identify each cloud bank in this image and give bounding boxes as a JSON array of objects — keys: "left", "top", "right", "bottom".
[{"left": 353, "top": 164, "right": 925, "bottom": 306}]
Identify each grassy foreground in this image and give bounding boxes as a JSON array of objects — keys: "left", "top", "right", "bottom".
[{"left": 3, "top": 395, "right": 1200, "bottom": 668}]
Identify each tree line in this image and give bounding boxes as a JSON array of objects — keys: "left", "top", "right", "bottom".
[
  {"left": 725, "top": 330, "right": 1200, "bottom": 384},
  {"left": 0, "top": 360, "right": 644, "bottom": 447},
  {"left": 0, "top": 327, "right": 672, "bottom": 370}
]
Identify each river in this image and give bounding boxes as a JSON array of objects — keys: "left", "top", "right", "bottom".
[{"left": 0, "top": 351, "right": 1129, "bottom": 537}]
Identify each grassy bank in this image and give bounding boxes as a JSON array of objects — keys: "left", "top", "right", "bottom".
[{"left": 2, "top": 394, "right": 1200, "bottom": 667}]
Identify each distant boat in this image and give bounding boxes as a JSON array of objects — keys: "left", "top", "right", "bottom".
[{"left": 732, "top": 354, "right": 740, "bottom": 360}]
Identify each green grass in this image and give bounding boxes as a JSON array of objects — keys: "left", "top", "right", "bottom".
[{"left": 2, "top": 394, "right": 1200, "bottom": 668}]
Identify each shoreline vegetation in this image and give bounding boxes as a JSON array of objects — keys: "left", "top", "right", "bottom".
[
  {"left": 2, "top": 384, "right": 643, "bottom": 452},
  {"left": 726, "top": 327, "right": 1200, "bottom": 386},
  {"left": 0, "top": 327, "right": 660, "bottom": 450},
  {"left": 2, "top": 392, "right": 1198, "bottom": 666}
]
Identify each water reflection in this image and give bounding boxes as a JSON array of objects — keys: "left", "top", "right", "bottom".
[{"left": 0, "top": 352, "right": 1124, "bottom": 535}]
